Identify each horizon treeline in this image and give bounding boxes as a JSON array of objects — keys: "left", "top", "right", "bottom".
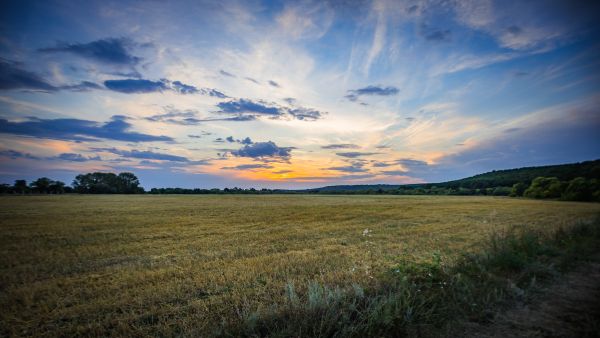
[{"left": 1, "top": 159, "right": 599, "bottom": 202}]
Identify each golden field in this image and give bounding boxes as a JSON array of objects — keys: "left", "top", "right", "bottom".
[{"left": 1, "top": 195, "right": 599, "bottom": 336}]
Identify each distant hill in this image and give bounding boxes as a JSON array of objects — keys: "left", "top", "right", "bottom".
[{"left": 305, "top": 159, "right": 600, "bottom": 192}]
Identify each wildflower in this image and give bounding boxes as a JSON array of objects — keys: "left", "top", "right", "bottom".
[{"left": 362, "top": 229, "right": 371, "bottom": 236}]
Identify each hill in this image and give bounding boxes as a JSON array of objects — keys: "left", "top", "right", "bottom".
[{"left": 306, "top": 159, "right": 600, "bottom": 193}]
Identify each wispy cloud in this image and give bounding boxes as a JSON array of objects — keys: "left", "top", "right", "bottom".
[
  {"left": 345, "top": 85, "right": 399, "bottom": 102},
  {"left": 0, "top": 115, "right": 172, "bottom": 142}
]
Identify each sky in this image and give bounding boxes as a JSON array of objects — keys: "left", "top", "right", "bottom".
[{"left": 0, "top": 0, "right": 599, "bottom": 189}]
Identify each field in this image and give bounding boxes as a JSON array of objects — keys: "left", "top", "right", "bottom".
[{"left": 1, "top": 195, "right": 599, "bottom": 336}]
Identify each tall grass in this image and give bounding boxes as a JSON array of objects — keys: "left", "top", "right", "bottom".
[{"left": 228, "top": 218, "right": 600, "bottom": 337}]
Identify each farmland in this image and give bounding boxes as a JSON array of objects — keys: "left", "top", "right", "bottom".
[{"left": 1, "top": 195, "right": 599, "bottom": 336}]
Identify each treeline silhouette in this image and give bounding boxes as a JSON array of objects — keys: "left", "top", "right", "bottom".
[
  {"left": 0, "top": 172, "right": 144, "bottom": 194},
  {"left": 1, "top": 160, "right": 599, "bottom": 201}
]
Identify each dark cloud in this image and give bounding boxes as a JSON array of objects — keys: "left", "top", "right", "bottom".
[
  {"left": 0, "top": 115, "right": 172, "bottom": 142},
  {"left": 220, "top": 70, "right": 236, "bottom": 77},
  {"left": 396, "top": 159, "right": 428, "bottom": 168},
  {"left": 0, "top": 59, "right": 105, "bottom": 92},
  {"left": 268, "top": 80, "right": 281, "bottom": 88},
  {"left": 407, "top": 5, "right": 418, "bottom": 14},
  {"left": 322, "top": 143, "right": 360, "bottom": 149},
  {"left": 345, "top": 85, "right": 399, "bottom": 101},
  {"left": 104, "top": 78, "right": 226, "bottom": 97},
  {"left": 336, "top": 151, "right": 379, "bottom": 158},
  {"left": 273, "top": 169, "right": 293, "bottom": 174},
  {"left": 214, "top": 137, "right": 225, "bottom": 143},
  {"left": 53, "top": 153, "right": 101, "bottom": 162},
  {"left": 59, "top": 81, "right": 103, "bottom": 92},
  {"left": 221, "top": 164, "right": 274, "bottom": 170},
  {"left": 283, "top": 97, "right": 296, "bottom": 105},
  {"left": 504, "top": 127, "right": 521, "bottom": 133},
  {"left": 327, "top": 163, "right": 368, "bottom": 173},
  {"left": 372, "top": 161, "right": 393, "bottom": 167},
  {"left": 288, "top": 107, "right": 324, "bottom": 121},
  {"left": 506, "top": 25, "right": 522, "bottom": 35},
  {"left": 0, "top": 59, "right": 57, "bottom": 91},
  {"left": 94, "top": 148, "right": 189, "bottom": 162},
  {"left": 104, "top": 79, "right": 167, "bottom": 93},
  {"left": 425, "top": 29, "right": 451, "bottom": 41},
  {"left": 217, "top": 99, "right": 281, "bottom": 116},
  {"left": 381, "top": 169, "right": 408, "bottom": 176},
  {"left": 216, "top": 98, "right": 326, "bottom": 121},
  {"left": 245, "top": 77, "right": 260, "bottom": 84},
  {"left": 39, "top": 38, "right": 141, "bottom": 66},
  {"left": 0, "top": 149, "right": 40, "bottom": 160},
  {"left": 188, "top": 135, "right": 202, "bottom": 138},
  {"left": 224, "top": 136, "right": 254, "bottom": 144},
  {"left": 145, "top": 108, "right": 201, "bottom": 125},
  {"left": 230, "top": 141, "right": 292, "bottom": 160}
]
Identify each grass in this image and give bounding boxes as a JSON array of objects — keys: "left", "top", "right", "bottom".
[{"left": 0, "top": 195, "right": 599, "bottom": 336}]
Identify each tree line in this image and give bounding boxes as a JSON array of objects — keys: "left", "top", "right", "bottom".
[{"left": 0, "top": 172, "right": 144, "bottom": 194}]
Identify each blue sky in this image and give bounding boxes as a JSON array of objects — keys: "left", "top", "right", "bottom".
[{"left": 0, "top": 0, "right": 599, "bottom": 189}]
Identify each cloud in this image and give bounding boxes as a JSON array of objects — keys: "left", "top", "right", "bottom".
[
  {"left": 59, "top": 81, "right": 103, "bottom": 92},
  {"left": 0, "top": 115, "right": 173, "bottom": 142},
  {"left": 53, "top": 153, "right": 101, "bottom": 162},
  {"left": 104, "top": 79, "right": 167, "bottom": 93},
  {"left": 327, "top": 163, "right": 368, "bottom": 173},
  {"left": 221, "top": 164, "right": 274, "bottom": 170},
  {"left": 0, "top": 59, "right": 104, "bottom": 92},
  {"left": 396, "top": 159, "right": 428, "bottom": 168},
  {"left": 94, "top": 147, "right": 191, "bottom": 162},
  {"left": 0, "top": 149, "right": 40, "bottom": 160},
  {"left": 188, "top": 135, "right": 202, "bottom": 139},
  {"left": 372, "top": 161, "right": 393, "bottom": 167},
  {"left": 345, "top": 85, "right": 399, "bottom": 101},
  {"left": 104, "top": 78, "right": 226, "bottom": 97},
  {"left": 220, "top": 70, "right": 236, "bottom": 77},
  {"left": 336, "top": 151, "right": 379, "bottom": 158},
  {"left": 268, "top": 80, "right": 281, "bottom": 87},
  {"left": 381, "top": 169, "right": 408, "bottom": 176},
  {"left": 225, "top": 136, "right": 253, "bottom": 144},
  {"left": 245, "top": 77, "right": 260, "bottom": 84},
  {"left": 216, "top": 98, "right": 326, "bottom": 121},
  {"left": 217, "top": 99, "right": 281, "bottom": 116},
  {"left": 321, "top": 144, "right": 360, "bottom": 149},
  {"left": 145, "top": 107, "right": 201, "bottom": 125},
  {"left": 230, "top": 141, "right": 293, "bottom": 160},
  {"left": 0, "top": 59, "right": 57, "bottom": 91},
  {"left": 287, "top": 107, "right": 323, "bottom": 121},
  {"left": 39, "top": 38, "right": 141, "bottom": 66},
  {"left": 424, "top": 29, "right": 451, "bottom": 42}
]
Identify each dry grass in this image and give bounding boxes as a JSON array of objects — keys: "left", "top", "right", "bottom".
[{"left": 0, "top": 195, "right": 598, "bottom": 336}]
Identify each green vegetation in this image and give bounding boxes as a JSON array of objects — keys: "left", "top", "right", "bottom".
[
  {"left": 1, "top": 195, "right": 599, "bottom": 336},
  {"left": 2, "top": 160, "right": 599, "bottom": 202}
]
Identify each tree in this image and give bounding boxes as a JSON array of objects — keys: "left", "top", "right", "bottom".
[
  {"left": 117, "top": 172, "right": 143, "bottom": 194},
  {"left": 524, "top": 177, "right": 564, "bottom": 199},
  {"left": 510, "top": 182, "right": 527, "bottom": 197},
  {"left": 30, "top": 177, "right": 52, "bottom": 193},
  {"left": 73, "top": 172, "right": 144, "bottom": 194},
  {"left": 48, "top": 180, "right": 66, "bottom": 194},
  {"left": 0, "top": 184, "right": 11, "bottom": 194},
  {"left": 13, "top": 180, "right": 28, "bottom": 194}
]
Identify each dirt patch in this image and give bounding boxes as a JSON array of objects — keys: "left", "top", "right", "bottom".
[{"left": 458, "top": 261, "right": 600, "bottom": 337}]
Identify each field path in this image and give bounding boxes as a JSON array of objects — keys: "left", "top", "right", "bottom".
[{"left": 460, "top": 260, "right": 600, "bottom": 337}]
